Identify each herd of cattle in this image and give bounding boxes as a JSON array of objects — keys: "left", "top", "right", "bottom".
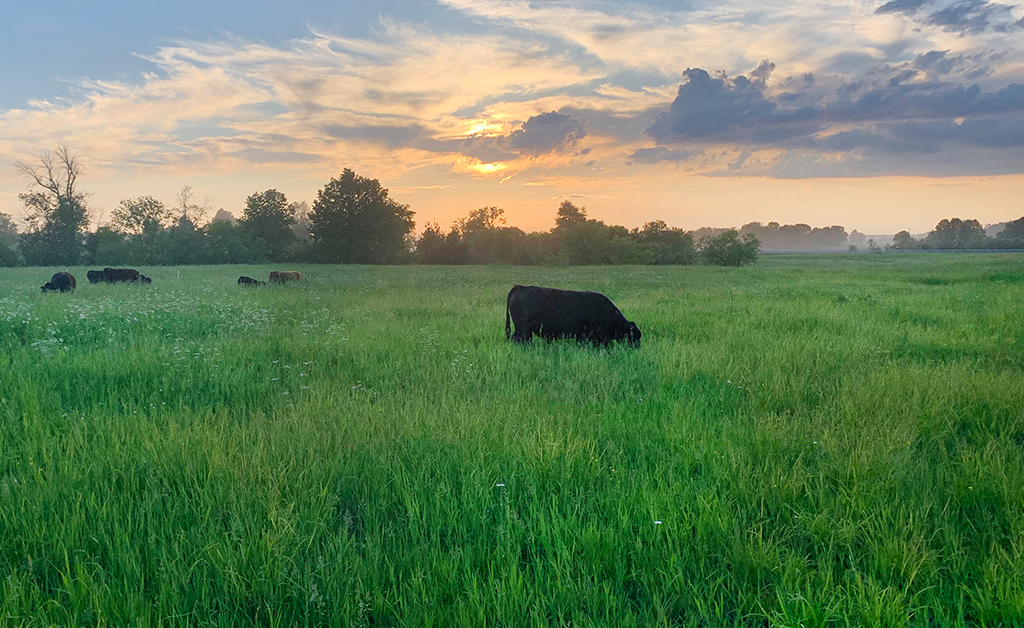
[
  {"left": 238, "top": 271, "right": 304, "bottom": 286},
  {"left": 39, "top": 270, "right": 641, "bottom": 347},
  {"left": 41, "top": 268, "right": 153, "bottom": 292},
  {"left": 40, "top": 269, "right": 305, "bottom": 293}
]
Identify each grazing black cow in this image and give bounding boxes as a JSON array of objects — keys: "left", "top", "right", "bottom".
[
  {"left": 238, "top": 276, "right": 265, "bottom": 286},
  {"left": 102, "top": 267, "right": 145, "bottom": 283},
  {"left": 41, "top": 272, "right": 76, "bottom": 293},
  {"left": 87, "top": 269, "right": 105, "bottom": 284},
  {"left": 505, "top": 285, "right": 641, "bottom": 347}
]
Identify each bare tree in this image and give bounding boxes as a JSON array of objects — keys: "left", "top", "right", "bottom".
[
  {"left": 14, "top": 143, "right": 90, "bottom": 229},
  {"left": 174, "top": 185, "right": 210, "bottom": 230},
  {"left": 14, "top": 143, "right": 90, "bottom": 264},
  {"left": 15, "top": 143, "right": 83, "bottom": 204}
]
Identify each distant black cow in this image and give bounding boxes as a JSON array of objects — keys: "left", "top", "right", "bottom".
[
  {"left": 87, "top": 269, "right": 105, "bottom": 284},
  {"left": 505, "top": 285, "right": 641, "bottom": 347},
  {"left": 41, "top": 272, "right": 76, "bottom": 293},
  {"left": 238, "top": 276, "right": 265, "bottom": 286},
  {"left": 102, "top": 267, "right": 146, "bottom": 283}
]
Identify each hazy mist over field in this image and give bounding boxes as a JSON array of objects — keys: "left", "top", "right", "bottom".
[{"left": 3, "top": 0, "right": 1024, "bottom": 234}]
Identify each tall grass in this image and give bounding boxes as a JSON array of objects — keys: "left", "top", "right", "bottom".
[{"left": 1, "top": 255, "right": 1023, "bottom": 626}]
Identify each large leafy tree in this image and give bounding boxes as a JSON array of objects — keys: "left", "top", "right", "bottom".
[
  {"left": 0, "top": 240, "right": 18, "bottom": 267},
  {"left": 110, "top": 196, "right": 172, "bottom": 235},
  {"left": 309, "top": 169, "right": 415, "bottom": 264},
  {"left": 108, "top": 196, "right": 173, "bottom": 264},
  {"left": 0, "top": 212, "right": 18, "bottom": 249},
  {"left": 0, "top": 213, "right": 19, "bottom": 267},
  {"left": 633, "top": 220, "right": 697, "bottom": 264},
  {"left": 456, "top": 206, "right": 505, "bottom": 235},
  {"left": 554, "top": 200, "right": 587, "bottom": 232},
  {"left": 238, "top": 189, "right": 297, "bottom": 262},
  {"left": 890, "top": 230, "right": 920, "bottom": 250},
  {"left": 924, "top": 218, "right": 988, "bottom": 249},
  {"left": 207, "top": 219, "right": 267, "bottom": 264},
  {"left": 417, "top": 221, "right": 466, "bottom": 265},
  {"left": 0, "top": 213, "right": 19, "bottom": 266},
  {"left": 15, "top": 144, "right": 89, "bottom": 266},
  {"left": 996, "top": 216, "right": 1024, "bottom": 246}
]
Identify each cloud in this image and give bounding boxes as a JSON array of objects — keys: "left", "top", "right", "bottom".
[
  {"left": 628, "top": 146, "right": 703, "bottom": 163},
  {"left": 0, "top": 19, "right": 600, "bottom": 178},
  {"left": 876, "top": 0, "right": 935, "bottom": 15},
  {"left": 925, "top": 0, "right": 1022, "bottom": 34},
  {"left": 636, "top": 52, "right": 1024, "bottom": 173},
  {"left": 876, "top": 0, "right": 1024, "bottom": 34},
  {"left": 458, "top": 111, "right": 588, "bottom": 162},
  {"left": 508, "top": 112, "right": 587, "bottom": 155},
  {"left": 643, "top": 64, "right": 819, "bottom": 145},
  {"left": 3, "top": 0, "right": 1024, "bottom": 217}
]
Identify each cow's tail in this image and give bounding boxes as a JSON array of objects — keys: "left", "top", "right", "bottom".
[{"left": 505, "top": 290, "right": 512, "bottom": 340}]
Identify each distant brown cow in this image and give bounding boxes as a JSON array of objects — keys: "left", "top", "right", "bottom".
[{"left": 269, "top": 271, "right": 303, "bottom": 284}]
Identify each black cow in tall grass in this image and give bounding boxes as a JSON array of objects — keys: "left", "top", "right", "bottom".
[
  {"left": 89, "top": 267, "right": 152, "bottom": 284},
  {"left": 505, "top": 285, "right": 641, "bottom": 347},
  {"left": 41, "top": 272, "right": 76, "bottom": 293},
  {"left": 238, "top": 276, "right": 265, "bottom": 286}
]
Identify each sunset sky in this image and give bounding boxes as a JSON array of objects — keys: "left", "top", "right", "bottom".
[{"left": 2, "top": 0, "right": 1023, "bottom": 234}]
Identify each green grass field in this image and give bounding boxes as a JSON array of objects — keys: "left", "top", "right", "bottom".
[{"left": 2, "top": 254, "right": 1023, "bottom": 627}]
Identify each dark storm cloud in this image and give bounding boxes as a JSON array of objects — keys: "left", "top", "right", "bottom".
[
  {"left": 636, "top": 57, "right": 1024, "bottom": 170},
  {"left": 925, "top": 0, "right": 1022, "bottom": 34},
  {"left": 876, "top": 0, "right": 1023, "bottom": 34}
]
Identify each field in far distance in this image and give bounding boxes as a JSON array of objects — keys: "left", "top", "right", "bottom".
[{"left": 1, "top": 254, "right": 1023, "bottom": 627}]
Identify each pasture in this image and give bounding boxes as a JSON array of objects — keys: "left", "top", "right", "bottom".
[{"left": 1, "top": 255, "right": 1023, "bottom": 627}]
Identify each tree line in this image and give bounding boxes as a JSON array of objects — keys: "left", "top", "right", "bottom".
[
  {"left": 5, "top": 146, "right": 1020, "bottom": 269},
  {"left": 887, "top": 218, "right": 1024, "bottom": 251},
  {"left": 0, "top": 146, "right": 761, "bottom": 268}
]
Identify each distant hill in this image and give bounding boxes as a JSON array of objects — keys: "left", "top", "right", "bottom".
[
  {"left": 211, "top": 208, "right": 237, "bottom": 225},
  {"left": 985, "top": 222, "right": 1007, "bottom": 237}
]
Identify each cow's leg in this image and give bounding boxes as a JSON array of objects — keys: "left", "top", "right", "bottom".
[{"left": 511, "top": 328, "right": 531, "bottom": 343}]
